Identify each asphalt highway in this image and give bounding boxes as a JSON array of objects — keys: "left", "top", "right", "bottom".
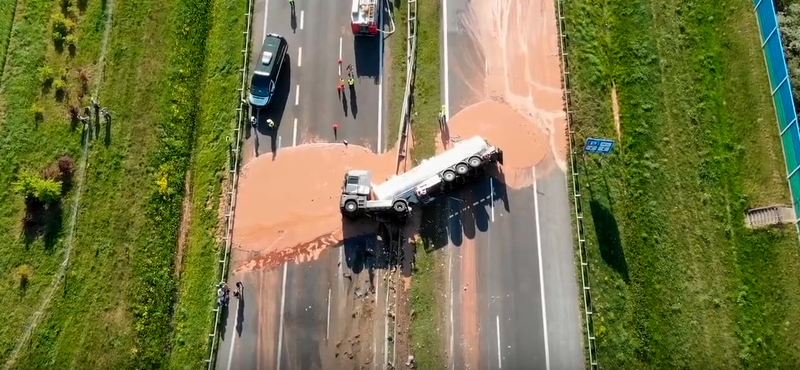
[
  {"left": 216, "top": 0, "right": 392, "bottom": 368},
  {"left": 441, "top": 0, "right": 584, "bottom": 368}
]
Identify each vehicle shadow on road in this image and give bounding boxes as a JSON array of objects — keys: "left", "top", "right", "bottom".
[
  {"left": 418, "top": 168, "right": 510, "bottom": 251},
  {"left": 256, "top": 55, "right": 291, "bottom": 158},
  {"left": 353, "top": 36, "right": 381, "bottom": 83}
]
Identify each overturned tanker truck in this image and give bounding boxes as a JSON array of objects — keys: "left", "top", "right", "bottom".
[{"left": 339, "top": 135, "right": 503, "bottom": 220}]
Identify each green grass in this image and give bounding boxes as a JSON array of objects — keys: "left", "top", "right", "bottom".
[
  {"left": 167, "top": 0, "right": 246, "bottom": 366},
  {"left": 564, "top": 0, "right": 800, "bottom": 368},
  {"left": 0, "top": 0, "right": 85, "bottom": 361},
  {"left": 409, "top": 240, "right": 445, "bottom": 370},
  {"left": 0, "top": 0, "right": 16, "bottom": 78},
  {"left": 393, "top": 0, "right": 446, "bottom": 368},
  {"left": 386, "top": 0, "right": 407, "bottom": 151},
  {"left": 0, "top": 0, "right": 243, "bottom": 366}
]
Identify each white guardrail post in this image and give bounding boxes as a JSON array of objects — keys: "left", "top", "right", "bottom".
[
  {"left": 555, "top": 0, "right": 599, "bottom": 369},
  {"left": 204, "top": 0, "right": 255, "bottom": 367}
]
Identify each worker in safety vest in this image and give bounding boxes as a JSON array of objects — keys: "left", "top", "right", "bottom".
[{"left": 348, "top": 77, "right": 355, "bottom": 86}]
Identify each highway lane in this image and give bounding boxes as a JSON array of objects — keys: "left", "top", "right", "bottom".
[
  {"left": 216, "top": 0, "right": 391, "bottom": 368},
  {"left": 440, "top": 0, "right": 584, "bottom": 368}
]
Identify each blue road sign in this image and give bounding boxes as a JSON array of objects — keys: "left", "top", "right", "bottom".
[{"left": 584, "top": 137, "right": 615, "bottom": 155}]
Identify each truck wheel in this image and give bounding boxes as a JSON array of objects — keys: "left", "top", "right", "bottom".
[
  {"left": 442, "top": 169, "right": 456, "bottom": 182},
  {"left": 344, "top": 200, "right": 358, "bottom": 213},
  {"left": 468, "top": 156, "right": 482, "bottom": 168},
  {"left": 393, "top": 200, "right": 408, "bottom": 213},
  {"left": 455, "top": 163, "right": 469, "bottom": 175}
]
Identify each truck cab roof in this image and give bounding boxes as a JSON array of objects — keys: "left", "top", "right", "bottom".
[{"left": 343, "top": 170, "right": 373, "bottom": 196}]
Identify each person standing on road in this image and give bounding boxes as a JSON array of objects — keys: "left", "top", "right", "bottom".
[
  {"left": 332, "top": 123, "right": 338, "bottom": 140},
  {"left": 250, "top": 115, "right": 257, "bottom": 127},
  {"left": 266, "top": 118, "right": 275, "bottom": 129},
  {"left": 348, "top": 76, "right": 355, "bottom": 87}
]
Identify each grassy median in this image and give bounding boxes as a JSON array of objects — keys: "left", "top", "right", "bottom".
[
  {"left": 565, "top": 0, "right": 800, "bottom": 367},
  {"left": 386, "top": 0, "right": 446, "bottom": 368}
]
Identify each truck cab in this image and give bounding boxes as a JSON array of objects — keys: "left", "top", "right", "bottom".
[{"left": 340, "top": 170, "right": 409, "bottom": 218}]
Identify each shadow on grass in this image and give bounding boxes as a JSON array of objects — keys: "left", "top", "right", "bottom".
[
  {"left": 589, "top": 199, "right": 629, "bottom": 282},
  {"left": 22, "top": 199, "right": 64, "bottom": 252}
]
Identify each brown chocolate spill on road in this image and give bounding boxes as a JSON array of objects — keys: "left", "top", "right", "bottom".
[{"left": 445, "top": 0, "right": 568, "bottom": 177}]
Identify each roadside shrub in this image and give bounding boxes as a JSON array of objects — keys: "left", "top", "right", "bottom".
[
  {"left": 51, "top": 13, "right": 75, "bottom": 36},
  {"left": 15, "top": 265, "right": 32, "bottom": 291},
  {"left": 65, "top": 34, "right": 77, "bottom": 47},
  {"left": 14, "top": 173, "right": 62, "bottom": 204},
  {"left": 53, "top": 78, "right": 66, "bottom": 93},
  {"left": 29, "top": 103, "right": 44, "bottom": 122},
  {"left": 39, "top": 66, "right": 54, "bottom": 85}
]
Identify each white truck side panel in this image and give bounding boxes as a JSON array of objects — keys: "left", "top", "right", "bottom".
[{"left": 372, "top": 135, "right": 490, "bottom": 201}]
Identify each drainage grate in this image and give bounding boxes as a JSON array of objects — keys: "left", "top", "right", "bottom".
[{"left": 745, "top": 205, "right": 796, "bottom": 228}]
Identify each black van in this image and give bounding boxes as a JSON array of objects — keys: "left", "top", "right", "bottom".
[{"left": 248, "top": 33, "right": 288, "bottom": 108}]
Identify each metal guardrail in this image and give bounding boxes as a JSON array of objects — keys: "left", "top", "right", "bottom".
[
  {"left": 204, "top": 0, "right": 255, "bottom": 366},
  {"left": 554, "top": 0, "right": 599, "bottom": 369},
  {"left": 752, "top": 0, "right": 800, "bottom": 240}
]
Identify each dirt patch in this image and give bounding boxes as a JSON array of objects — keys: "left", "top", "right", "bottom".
[
  {"left": 330, "top": 270, "right": 377, "bottom": 369},
  {"left": 394, "top": 274, "right": 412, "bottom": 369},
  {"left": 611, "top": 82, "right": 621, "bottom": 140},
  {"left": 174, "top": 170, "right": 192, "bottom": 278}
]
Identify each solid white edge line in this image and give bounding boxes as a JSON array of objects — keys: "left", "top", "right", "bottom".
[
  {"left": 326, "top": 288, "right": 331, "bottom": 340},
  {"left": 225, "top": 297, "right": 239, "bottom": 370},
  {"left": 442, "top": 0, "right": 450, "bottom": 120},
  {"left": 292, "top": 118, "right": 298, "bottom": 146},
  {"left": 496, "top": 315, "right": 502, "bottom": 369},
  {"left": 297, "top": 47, "right": 302, "bottom": 67},
  {"left": 294, "top": 85, "right": 300, "bottom": 105},
  {"left": 299, "top": 10, "right": 304, "bottom": 30},
  {"left": 490, "top": 177, "right": 495, "bottom": 222},
  {"left": 376, "top": 4, "right": 383, "bottom": 153},
  {"left": 442, "top": 1, "right": 454, "bottom": 365},
  {"left": 276, "top": 262, "right": 288, "bottom": 370},
  {"left": 533, "top": 166, "right": 551, "bottom": 370},
  {"left": 338, "top": 37, "right": 343, "bottom": 76},
  {"left": 262, "top": 0, "right": 268, "bottom": 44},
  {"left": 277, "top": 135, "right": 282, "bottom": 149},
  {"left": 448, "top": 200, "right": 455, "bottom": 370}
]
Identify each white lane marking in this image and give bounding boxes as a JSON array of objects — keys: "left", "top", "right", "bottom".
[
  {"left": 533, "top": 166, "right": 551, "bottom": 370},
  {"left": 442, "top": 0, "right": 450, "bottom": 120},
  {"left": 496, "top": 316, "right": 503, "bottom": 369},
  {"left": 490, "top": 177, "right": 495, "bottom": 222},
  {"left": 300, "top": 10, "right": 304, "bottom": 29},
  {"left": 447, "top": 199, "right": 455, "bottom": 370},
  {"left": 225, "top": 297, "right": 240, "bottom": 370},
  {"left": 297, "top": 47, "right": 302, "bottom": 67},
  {"left": 292, "top": 118, "right": 298, "bottom": 146},
  {"left": 376, "top": 3, "right": 384, "bottom": 153},
  {"left": 294, "top": 85, "right": 300, "bottom": 105},
  {"left": 338, "top": 37, "right": 343, "bottom": 76},
  {"left": 276, "top": 262, "right": 288, "bottom": 370},
  {"left": 268, "top": 0, "right": 269, "bottom": 43},
  {"left": 326, "top": 288, "right": 332, "bottom": 340},
  {"left": 277, "top": 135, "right": 282, "bottom": 149}
]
